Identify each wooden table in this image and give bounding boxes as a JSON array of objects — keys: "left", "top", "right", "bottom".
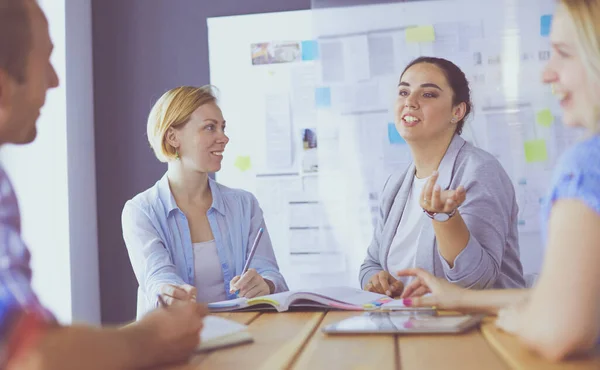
[
  {"left": 165, "top": 311, "right": 600, "bottom": 370},
  {"left": 480, "top": 319, "right": 600, "bottom": 370}
]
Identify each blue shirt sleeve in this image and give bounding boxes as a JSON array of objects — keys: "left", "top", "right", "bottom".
[
  {"left": 549, "top": 136, "right": 600, "bottom": 216},
  {"left": 121, "top": 200, "right": 187, "bottom": 308}
]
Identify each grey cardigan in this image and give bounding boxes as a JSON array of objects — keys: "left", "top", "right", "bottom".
[{"left": 359, "top": 135, "right": 525, "bottom": 289}]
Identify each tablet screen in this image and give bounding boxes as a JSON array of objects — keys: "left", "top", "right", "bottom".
[{"left": 322, "top": 312, "right": 481, "bottom": 334}]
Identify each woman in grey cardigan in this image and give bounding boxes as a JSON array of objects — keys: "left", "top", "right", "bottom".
[{"left": 360, "top": 57, "right": 525, "bottom": 297}]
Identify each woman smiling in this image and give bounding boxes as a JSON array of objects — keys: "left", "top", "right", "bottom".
[
  {"left": 122, "top": 86, "right": 288, "bottom": 318},
  {"left": 360, "top": 57, "right": 525, "bottom": 297}
]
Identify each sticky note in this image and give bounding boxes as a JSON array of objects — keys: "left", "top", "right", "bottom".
[
  {"left": 541, "top": 15, "right": 552, "bottom": 37},
  {"left": 234, "top": 156, "right": 251, "bottom": 172},
  {"left": 315, "top": 87, "right": 331, "bottom": 108},
  {"left": 536, "top": 109, "right": 554, "bottom": 127},
  {"left": 301, "top": 40, "right": 319, "bottom": 61},
  {"left": 388, "top": 123, "right": 406, "bottom": 144},
  {"left": 405, "top": 26, "right": 435, "bottom": 43},
  {"left": 524, "top": 140, "right": 548, "bottom": 163}
]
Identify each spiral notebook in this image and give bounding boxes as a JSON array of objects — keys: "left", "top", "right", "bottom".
[
  {"left": 207, "top": 286, "right": 433, "bottom": 313},
  {"left": 197, "top": 315, "right": 253, "bottom": 352}
]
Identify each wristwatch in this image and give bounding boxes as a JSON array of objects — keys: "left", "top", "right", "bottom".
[{"left": 423, "top": 208, "right": 457, "bottom": 222}]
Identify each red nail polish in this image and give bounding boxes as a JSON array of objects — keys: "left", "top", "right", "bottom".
[{"left": 403, "top": 298, "right": 412, "bottom": 306}]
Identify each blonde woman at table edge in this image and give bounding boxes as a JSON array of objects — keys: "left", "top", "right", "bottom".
[{"left": 396, "top": 0, "right": 600, "bottom": 362}]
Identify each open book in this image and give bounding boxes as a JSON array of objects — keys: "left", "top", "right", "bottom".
[
  {"left": 208, "top": 286, "right": 427, "bottom": 313},
  {"left": 197, "top": 315, "right": 253, "bottom": 352}
]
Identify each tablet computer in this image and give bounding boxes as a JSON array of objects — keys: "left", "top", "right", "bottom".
[{"left": 322, "top": 312, "right": 484, "bottom": 335}]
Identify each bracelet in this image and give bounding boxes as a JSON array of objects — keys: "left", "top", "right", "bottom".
[{"left": 422, "top": 208, "right": 457, "bottom": 222}]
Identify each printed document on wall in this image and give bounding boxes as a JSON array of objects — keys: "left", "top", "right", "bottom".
[{"left": 265, "top": 94, "right": 293, "bottom": 170}]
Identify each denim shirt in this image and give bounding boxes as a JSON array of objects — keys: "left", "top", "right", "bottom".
[
  {"left": 122, "top": 174, "right": 288, "bottom": 318},
  {"left": 540, "top": 134, "right": 600, "bottom": 245}
]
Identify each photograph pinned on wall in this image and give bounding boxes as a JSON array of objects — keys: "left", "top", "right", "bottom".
[
  {"left": 251, "top": 41, "right": 302, "bottom": 65},
  {"left": 301, "top": 128, "right": 318, "bottom": 173}
]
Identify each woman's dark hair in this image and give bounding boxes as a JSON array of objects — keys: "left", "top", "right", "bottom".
[{"left": 400, "top": 57, "right": 472, "bottom": 135}]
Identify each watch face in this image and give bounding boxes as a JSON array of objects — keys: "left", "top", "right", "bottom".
[{"left": 433, "top": 213, "right": 450, "bottom": 222}]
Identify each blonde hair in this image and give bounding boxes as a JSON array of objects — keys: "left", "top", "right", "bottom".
[
  {"left": 147, "top": 85, "right": 217, "bottom": 162},
  {"left": 560, "top": 0, "right": 600, "bottom": 132}
]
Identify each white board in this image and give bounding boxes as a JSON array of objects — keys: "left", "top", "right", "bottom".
[{"left": 208, "top": 0, "right": 580, "bottom": 290}]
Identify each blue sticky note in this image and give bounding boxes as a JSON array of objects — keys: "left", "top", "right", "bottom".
[
  {"left": 541, "top": 15, "right": 552, "bottom": 36},
  {"left": 301, "top": 40, "right": 319, "bottom": 61},
  {"left": 387, "top": 123, "right": 405, "bottom": 144},
  {"left": 315, "top": 87, "right": 331, "bottom": 108}
]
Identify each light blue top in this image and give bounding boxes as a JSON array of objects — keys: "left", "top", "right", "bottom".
[
  {"left": 541, "top": 134, "right": 600, "bottom": 243},
  {"left": 122, "top": 174, "right": 288, "bottom": 318}
]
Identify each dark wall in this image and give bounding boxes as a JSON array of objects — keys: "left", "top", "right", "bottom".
[{"left": 92, "top": 0, "right": 311, "bottom": 324}]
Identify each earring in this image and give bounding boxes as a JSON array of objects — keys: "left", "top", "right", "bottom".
[
  {"left": 175, "top": 149, "right": 180, "bottom": 160},
  {"left": 451, "top": 117, "right": 457, "bottom": 123}
]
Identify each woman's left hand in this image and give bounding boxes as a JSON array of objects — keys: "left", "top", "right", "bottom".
[
  {"left": 229, "top": 268, "right": 271, "bottom": 298},
  {"left": 420, "top": 170, "right": 466, "bottom": 214}
]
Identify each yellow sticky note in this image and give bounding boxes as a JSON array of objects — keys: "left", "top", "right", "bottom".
[
  {"left": 524, "top": 140, "right": 548, "bottom": 163},
  {"left": 234, "top": 156, "right": 251, "bottom": 172},
  {"left": 536, "top": 109, "right": 554, "bottom": 127},
  {"left": 405, "top": 26, "right": 435, "bottom": 43}
]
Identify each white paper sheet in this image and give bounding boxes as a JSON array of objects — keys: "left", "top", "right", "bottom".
[
  {"left": 515, "top": 178, "right": 544, "bottom": 233},
  {"left": 200, "top": 315, "right": 248, "bottom": 342},
  {"left": 290, "top": 64, "right": 318, "bottom": 127},
  {"left": 344, "top": 35, "right": 371, "bottom": 82},
  {"left": 320, "top": 40, "right": 345, "bottom": 83},
  {"left": 265, "top": 94, "right": 293, "bottom": 169},
  {"left": 289, "top": 201, "right": 321, "bottom": 228},
  {"left": 289, "top": 227, "right": 320, "bottom": 254},
  {"left": 368, "top": 34, "right": 396, "bottom": 77},
  {"left": 332, "top": 82, "right": 382, "bottom": 114}
]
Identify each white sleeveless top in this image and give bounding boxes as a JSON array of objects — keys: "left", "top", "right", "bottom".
[
  {"left": 193, "top": 240, "right": 228, "bottom": 303},
  {"left": 386, "top": 175, "right": 429, "bottom": 285}
]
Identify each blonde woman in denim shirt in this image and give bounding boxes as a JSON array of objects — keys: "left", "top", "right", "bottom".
[
  {"left": 397, "top": 0, "right": 600, "bottom": 361},
  {"left": 122, "top": 86, "right": 288, "bottom": 318}
]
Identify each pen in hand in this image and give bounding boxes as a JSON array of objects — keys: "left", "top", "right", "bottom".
[{"left": 232, "top": 227, "right": 264, "bottom": 296}]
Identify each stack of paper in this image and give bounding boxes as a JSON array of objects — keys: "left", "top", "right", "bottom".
[{"left": 198, "top": 315, "right": 253, "bottom": 352}]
